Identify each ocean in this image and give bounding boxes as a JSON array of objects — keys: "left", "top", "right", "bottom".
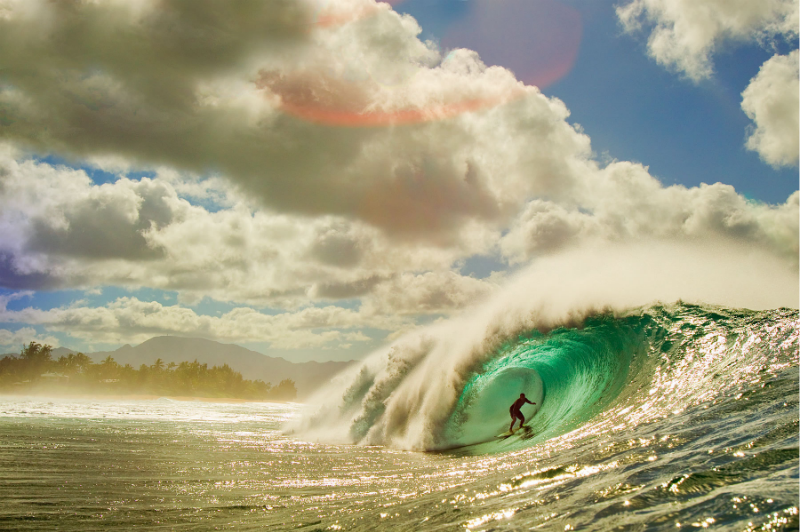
[{"left": 0, "top": 303, "right": 797, "bottom": 531}]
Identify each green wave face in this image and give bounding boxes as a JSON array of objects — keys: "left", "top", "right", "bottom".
[{"left": 444, "top": 315, "right": 645, "bottom": 448}]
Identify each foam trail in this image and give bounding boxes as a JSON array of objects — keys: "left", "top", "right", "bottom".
[{"left": 290, "top": 240, "right": 798, "bottom": 451}]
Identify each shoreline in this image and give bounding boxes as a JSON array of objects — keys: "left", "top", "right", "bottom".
[{"left": 0, "top": 390, "right": 291, "bottom": 404}]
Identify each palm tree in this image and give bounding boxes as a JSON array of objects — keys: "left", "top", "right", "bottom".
[
  {"left": 74, "top": 353, "right": 92, "bottom": 373},
  {"left": 20, "top": 342, "right": 53, "bottom": 380},
  {"left": 99, "top": 356, "right": 119, "bottom": 380},
  {"left": 152, "top": 358, "right": 164, "bottom": 371}
]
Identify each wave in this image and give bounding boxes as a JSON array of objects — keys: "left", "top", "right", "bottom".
[
  {"left": 292, "top": 303, "right": 798, "bottom": 452},
  {"left": 291, "top": 244, "right": 799, "bottom": 452}
]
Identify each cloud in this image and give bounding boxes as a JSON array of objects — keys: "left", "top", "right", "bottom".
[
  {"left": 27, "top": 180, "right": 172, "bottom": 261},
  {"left": 617, "top": 0, "right": 798, "bottom": 173},
  {"left": 0, "top": 152, "right": 504, "bottom": 318},
  {"left": 0, "top": 155, "right": 182, "bottom": 288},
  {"left": 0, "top": 296, "right": 406, "bottom": 349},
  {"left": 500, "top": 200, "right": 594, "bottom": 262},
  {"left": 9, "top": 0, "right": 790, "bottom": 263},
  {"left": 0, "top": 0, "right": 595, "bottom": 242},
  {"left": 0, "top": 327, "right": 60, "bottom": 350},
  {"left": 362, "top": 272, "right": 499, "bottom": 316},
  {"left": 0, "top": 140, "right": 797, "bottom": 314},
  {"left": 617, "top": 0, "right": 798, "bottom": 81},
  {"left": 741, "top": 50, "right": 800, "bottom": 168},
  {"left": 0, "top": 294, "right": 60, "bottom": 349},
  {"left": 500, "top": 161, "right": 799, "bottom": 264}
]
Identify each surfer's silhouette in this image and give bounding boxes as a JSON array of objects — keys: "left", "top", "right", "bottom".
[{"left": 509, "top": 393, "right": 536, "bottom": 432}]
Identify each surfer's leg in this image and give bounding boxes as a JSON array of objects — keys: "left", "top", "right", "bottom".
[{"left": 510, "top": 411, "right": 522, "bottom": 431}]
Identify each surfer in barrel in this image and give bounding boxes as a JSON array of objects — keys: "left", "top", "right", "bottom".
[{"left": 509, "top": 393, "right": 536, "bottom": 432}]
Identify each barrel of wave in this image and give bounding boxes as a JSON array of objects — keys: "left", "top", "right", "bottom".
[
  {"left": 441, "top": 324, "right": 637, "bottom": 449},
  {"left": 443, "top": 365, "right": 544, "bottom": 447}
]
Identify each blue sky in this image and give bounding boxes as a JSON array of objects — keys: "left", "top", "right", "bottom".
[
  {"left": 397, "top": 0, "right": 798, "bottom": 203},
  {"left": 0, "top": 0, "right": 796, "bottom": 361}
]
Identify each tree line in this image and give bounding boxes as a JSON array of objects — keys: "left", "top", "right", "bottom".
[{"left": 0, "top": 342, "right": 297, "bottom": 401}]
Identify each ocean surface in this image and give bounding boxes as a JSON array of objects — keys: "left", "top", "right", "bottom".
[{"left": 0, "top": 304, "right": 797, "bottom": 531}]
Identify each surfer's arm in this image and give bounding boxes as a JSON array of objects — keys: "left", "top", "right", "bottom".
[{"left": 526, "top": 399, "right": 536, "bottom": 405}]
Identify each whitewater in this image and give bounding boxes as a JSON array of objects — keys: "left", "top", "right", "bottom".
[{"left": 1, "top": 245, "right": 798, "bottom": 530}]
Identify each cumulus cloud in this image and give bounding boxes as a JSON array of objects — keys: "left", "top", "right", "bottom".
[
  {"left": 617, "top": 0, "right": 798, "bottom": 81},
  {"left": 4, "top": 150, "right": 794, "bottom": 322},
  {"left": 500, "top": 161, "right": 799, "bottom": 264},
  {"left": 362, "top": 272, "right": 498, "bottom": 316},
  {"left": 0, "top": 295, "right": 405, "bottom": 348},
  {"left": 500, "top": 200, "right": 594, "bottom": 262},
  {"left": 0, "top": 151, "right": 501, "bottom": 318},
  {"left": 0, "top": 156, "right": 175, "bottom": 288},
  {"left": 741, "top": 50, "right": 800, "bottom": 168},
  {"left": 617, "top": 0, "right": 799, "bottom": 173},
  {"left": 0, "top": 327, "right": 59, "bottom": 350},
  {"left": 0, "top": 0, "right": 593, "bottom": 241}
]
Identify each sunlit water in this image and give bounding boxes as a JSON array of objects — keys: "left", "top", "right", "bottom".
[{"left": 1, "top": 306, "right": 797, "bottom": 531}]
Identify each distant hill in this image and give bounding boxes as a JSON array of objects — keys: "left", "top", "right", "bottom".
[
  {"left": 4, "top": 337, "right": 353, "bottom": 399},
  {"left": 52, "top": 347, "right": 77, "bottom": 358},
  {"left": 3, "top": 346, "right": 77, "bottom": 359}
]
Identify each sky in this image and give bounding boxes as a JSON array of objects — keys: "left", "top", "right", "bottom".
[{"left": 0, "top": 0, "right": 797, "bottom": 362}]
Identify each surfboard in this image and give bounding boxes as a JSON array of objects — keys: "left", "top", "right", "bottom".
[{"left": 496, "top": 425, "right": 532, "bottom": 439}]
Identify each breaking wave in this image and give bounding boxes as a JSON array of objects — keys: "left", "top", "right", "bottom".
[
  {"left": 291, "top": 244, "right": 799, "bottom": 453},
  {"left": 293, "top": 303, "right": 798, "bottom": 453}
]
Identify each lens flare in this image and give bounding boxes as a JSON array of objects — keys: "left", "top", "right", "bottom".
[
  {"left": 442, "top": 0, "right": 582, "bottom": 88},
  {"left": 258, "top": 69, "right": 525, "bottom": 127}
]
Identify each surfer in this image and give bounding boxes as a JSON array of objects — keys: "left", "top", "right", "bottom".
[{"left": 509, "top": 393, "right": 536, "bottom": 432}]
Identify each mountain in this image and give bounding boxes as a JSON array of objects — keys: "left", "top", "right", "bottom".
[
  {"left": 4, "top": 337, "right": 354, "bottom": 399},
  {"left": 89, "top": 336, "right": 354, "bottom": 399},
  {"left": 52, "top": 347, "right": 77, "bottom": 358},
  {"left": 1, "top": 346, "right": 76, "bottom": 358}
]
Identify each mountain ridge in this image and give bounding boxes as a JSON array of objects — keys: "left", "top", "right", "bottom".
[{"left": 4, "top": 337, "right": 353, "bottom": 399}]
